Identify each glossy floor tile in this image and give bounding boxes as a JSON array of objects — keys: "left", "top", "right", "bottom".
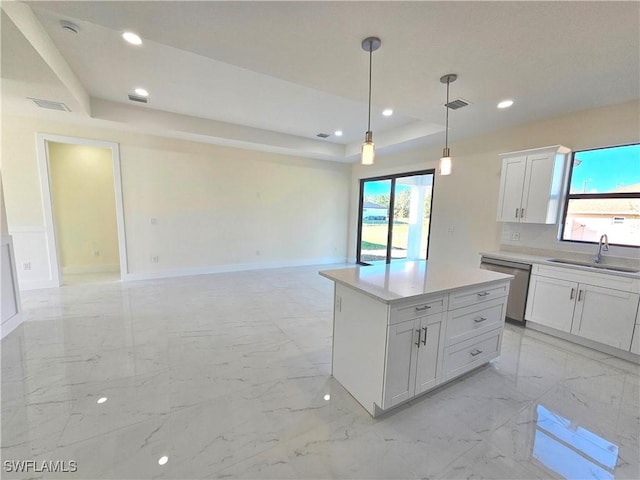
[{"left": 2, "top": 265, "right": 639, "bottom": 479}]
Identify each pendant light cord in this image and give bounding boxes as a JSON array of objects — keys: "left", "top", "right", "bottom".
[
  {"left": 444, "top": 79, "right": 450, "bottom": 149},
  {"left": 367, "top": 42, "right": 373, "bottom": 132}
]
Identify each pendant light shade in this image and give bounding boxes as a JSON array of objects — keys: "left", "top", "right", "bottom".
[
  {"left": 439, "top": 73, "right": 457, "bottom": 176},
  {"left": 361, "top": 37, "right": 381, "bottom": 165}
]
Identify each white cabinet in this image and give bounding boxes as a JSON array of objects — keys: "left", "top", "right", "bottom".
[
  {"left": 443, "top": 285, "right": 508, "bottom": 380},
  {"left": 526, "top": 265, "right": 640, "bottom": 351},
  {"left": 571, "top": 285, "right": 639, "bottom": 350},
  {"left": 497, "top": 145, "right": 570, "bottom": 224},
  {"left": 383, "top": 313, "right": 442, "bottom": 409},
  {"left": 328, "top": 276, "right": 511, "bottom": 417},
  {"left": 526, "top": 275, "right": 577, "bottom": 332}
]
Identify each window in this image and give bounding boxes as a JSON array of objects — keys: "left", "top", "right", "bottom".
[
  {"left": 561, "top": 144, "right": 640, "bottom": 247},
  {"left": 357, "top": 170, "right": 434, "bottom": 264}
]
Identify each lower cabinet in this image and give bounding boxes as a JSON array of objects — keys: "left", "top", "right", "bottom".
[
  {"left": 443, "top": 329, "right": 502, "bottom": 381},
  {"left": 383, "top": 314, "right": 442, "bottom": 409},
  {"left": 526, "top": 265, "right": 640, "bottom": 352},
  {"left": 331, "top": 279, "right": 510, "bottom": 417},
  {"left": 571, "top": 284, "right": 639, "bottom": 350},
  {"left": 526, "top": 276, "right": 577, "bottom": 332}
]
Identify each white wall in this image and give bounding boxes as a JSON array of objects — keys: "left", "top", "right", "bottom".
[
  {"left": 2, "top": 115, "right": 351, "bottom": 288},
  {"left": 349, "top": 100, "right": 640, "bottom": 266}
]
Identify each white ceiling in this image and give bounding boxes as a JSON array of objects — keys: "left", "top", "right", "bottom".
[{"left": 2, "top": 1, "right": 639, "bottom": 162}]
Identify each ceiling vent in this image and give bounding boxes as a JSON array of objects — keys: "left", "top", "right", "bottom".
[
  {"left": 60, "top": 20, "right": 79, "bottom": 34},
  {"left": 128, "top": 94, "right": 148, "bottom": 104},
  {"left": 29, "top": 98, "right": 71, "bottom": 112},
  {"left": 445, "top": 98, "right": 471, "bottom": 110},
  {"left": 316, "top": 133, "right": 330, "bottom": 138}
]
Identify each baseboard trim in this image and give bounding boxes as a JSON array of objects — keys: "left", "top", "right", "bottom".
[
  {"left": 123, "top": 257, "right": 348, "bottom": 282},
  {"left": 526, "top": 321, "right": 639, "bottom": 364}
]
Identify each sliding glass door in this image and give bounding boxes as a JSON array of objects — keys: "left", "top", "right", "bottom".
[{"left": 357, "top": 170, "right": 434, "bottom": 264}]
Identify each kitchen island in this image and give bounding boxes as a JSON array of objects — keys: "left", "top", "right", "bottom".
[{"left": 320, "top": 261, "right": 513, "bottom": 416}]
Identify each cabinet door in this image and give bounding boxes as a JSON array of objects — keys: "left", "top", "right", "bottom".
[
  {"left": 571, "top": 285, "right": 639, "bottom": 351},
  {"left": 415, "top": 317, "right": 442, "bottom": 395},
  {"left": 525, "top": 275, "right": 577, "bottom": 332},
  {"left": 382, "top": 319, "right": 419, "bottom": 409},
  {"left": 520, "top": 151, "right": 555, "bottom": 223},
  {"left": 496, "top": 155, "right": 527, "bottom": 222}
]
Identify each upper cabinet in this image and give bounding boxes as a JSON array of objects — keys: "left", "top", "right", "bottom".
[{"left": 496, "top": 145, "right": 571, "bottom": 224}]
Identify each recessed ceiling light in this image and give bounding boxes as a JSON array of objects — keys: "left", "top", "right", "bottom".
[
  {"left": 323, "top": 394, "right": 331, "bottom": 401},
  {"left": 334, "top": 130, "right": 343, "bottom": 137},
  {"left": 382, "top": 109, "right": 393, "bottom": 116},
  {"left": 158, "top": 456, "right": 168, "bottom": 466},
  {"left": 497, "top": 99, "right": 514, "bottom": 109},
  {"left": 122, "top": 31, "right": 142, "bottom": 45},
  {"left": 97, "top": 397, "right": 107, "bottom": 404},
  {"left": 134, "top": 88, "right": 149, "bottom": 97}
]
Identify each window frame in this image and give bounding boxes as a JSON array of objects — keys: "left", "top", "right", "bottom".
[
  {"left": 559, "top": 143, "right": 640, "bottom": 248},
  {"left": 356, "top": 169, "right": 435, "bottom": 265}
]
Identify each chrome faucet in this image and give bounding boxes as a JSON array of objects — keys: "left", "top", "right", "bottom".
[{"left": 594, "top": 234, "right": 609, "bottom": 264}]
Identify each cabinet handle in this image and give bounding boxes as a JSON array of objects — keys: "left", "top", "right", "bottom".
[
  {"left": 415, "top": 305, "right": 431, "bottom": 312},
  {"left": 515, "top": 208, "right": 519, "bottom": 218},
  {"left": 578, "top": 289, "right": 583, "bottom": 302},
  {"left": 415, "top": 329, "right": 421, "bottom": 348},
  {"left": 477, "top": 292, "right": 490, "bottom": 297},
  {"left": 474, "top": 317, "right": 487, "bottom": 323},
  {"left": 470, "top": 349, "right": 483, "bottom": 357},
  {"left": 570, "top": 288, "right": 575, "bottom": 300},
  {"left": 422, "top": 327, "right": 427, "bottom": 346},
  {"left": 520, "top": 208, "right": 525, "bottom": 218}
]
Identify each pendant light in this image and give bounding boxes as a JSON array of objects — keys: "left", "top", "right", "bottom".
[
  {"left": 439, "top": 73, "right": 457, "bottom": 176},
  {"left": 361, "top": 37, "right": 381, "bottom": 165}
]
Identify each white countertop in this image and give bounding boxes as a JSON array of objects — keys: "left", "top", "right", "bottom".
[
  {"left": 319, "top": 260, "right": 513, "bottom": 304},
  {"left": 480, "top": 250, "right": 640, "bottom": 279}
]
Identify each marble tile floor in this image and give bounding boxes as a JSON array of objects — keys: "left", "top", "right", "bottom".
[{"left": 1, "top": 264, "right": 638, "bottom": 479}]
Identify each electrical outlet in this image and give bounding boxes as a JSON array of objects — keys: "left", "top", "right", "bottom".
[
  {"left": 514, "top": 232, "right": 520, "bottom": 241},
  {"left": 255, "top": 250, "right": 261, "bottom": 256},
  {"left": 22, "top": 261, "right": 31, "bottom": 271},
  {"left": 150, "top": 218, "right": 157, "bottom": 225},
  {"left": 150, "top": 255, "right": 159, "bottom": 263},
  {"left": 93, "top": 250, "right": 100, "bottom": 257}
]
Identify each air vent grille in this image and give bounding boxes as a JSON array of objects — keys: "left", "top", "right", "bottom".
[
  {"left": 445, "top": 98, "right": 470, "bottom": 110},
  {"left": 316, "top": 133, "right": 330, "bottom": 138},
  {"left": 128, "top": 94, "right": 148, "bottom": 103},
  {"left": 29, "top": 98, "right": 71, "bottom": 112}
]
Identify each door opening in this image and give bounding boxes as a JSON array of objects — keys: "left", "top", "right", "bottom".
[
  {"left": 357, "top": 170, "right": 435, "bottom": 264},
  {"left": 36, "top": 134, "right": 127, "bottom": 286}
]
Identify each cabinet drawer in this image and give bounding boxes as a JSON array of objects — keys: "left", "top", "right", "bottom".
[
  {"left": 390, "top": 295, "right": 447, "bottom": 325},
  {"left": 448, "top": 282, "right": 509, "bottom": 311},
  {"left": 442, "top": 330, "right": 502, "bottom": 381},
  {"left": 446, "top": 298, "right": 506, "bottom": 347}
]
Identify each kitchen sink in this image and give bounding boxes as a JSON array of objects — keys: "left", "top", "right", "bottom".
[{"left": 548, "top": 258, "right": 640, "bottom": 274}]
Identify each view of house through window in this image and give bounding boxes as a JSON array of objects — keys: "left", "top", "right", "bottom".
[
  {"left": 357, "top": 171, "right": 434, "bottom": 264},
  {"left": 561, "top": 144, "right": 639, "bottom": 247}
]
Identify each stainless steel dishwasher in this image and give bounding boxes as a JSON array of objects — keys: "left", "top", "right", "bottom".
[{"left": 480, "top": 256, "right": 531, "bottom": 324}]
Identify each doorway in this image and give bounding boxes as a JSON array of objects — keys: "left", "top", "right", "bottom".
[
  {"left": 357, "top": 170, "right": 435, "bottom": 264},
  {"left": 36, "top": 134, "right": 127, "bottom": 286}
]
